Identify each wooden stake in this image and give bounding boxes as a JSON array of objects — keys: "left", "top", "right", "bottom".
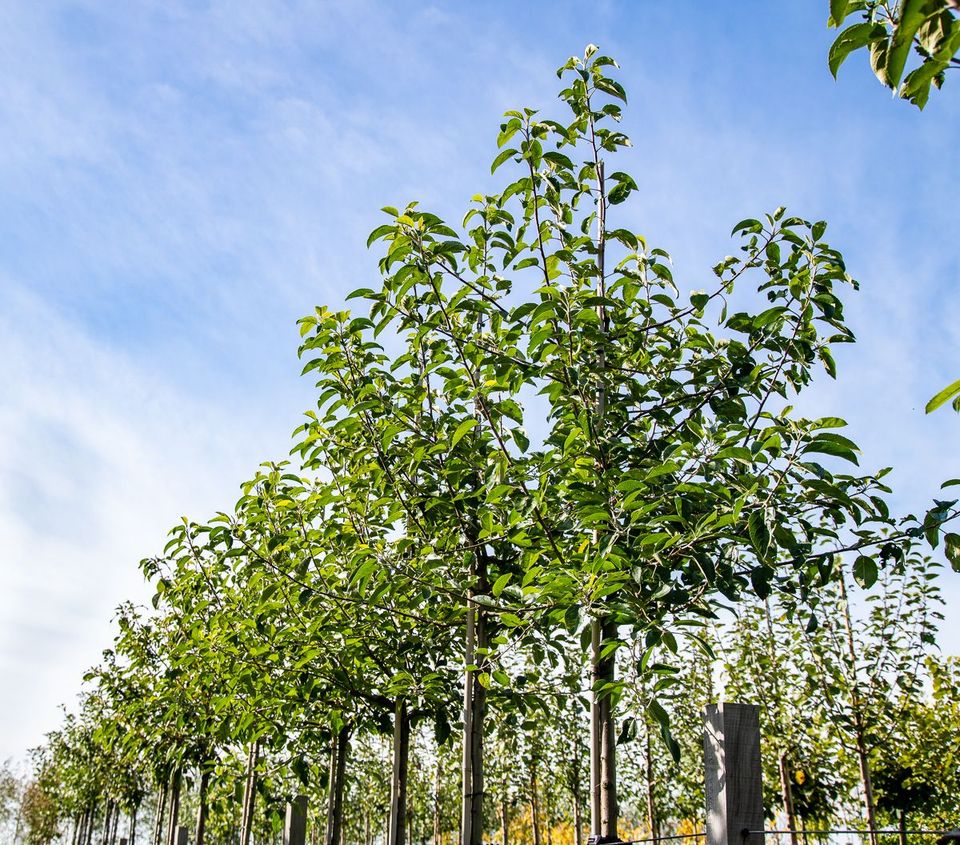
[
  {"left": 284, "top": 795, "right": 308, "bottom": 845},
  {"left": 703, "top": 703, "right": 764, "bottom": 845}
]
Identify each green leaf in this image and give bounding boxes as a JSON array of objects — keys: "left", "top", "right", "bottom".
[
  {"left": 366, "top": 224, "right": 394, "bottom": 248},
  {"left": 659, "top": 721, "right": 681, "bottom": 763},
  {"left": 731, "top": 218, "right": 762, "bottom": 236},
  {"left": 608, "top": 172, "right": 638, "bottom": 205},
  {"left": 491, "top": 148, "right": 517, "bottom": 174},
  {"left": 901, "top": 59, "right": 942, "bottom": 108},
  {"left": 925, "top": 378, "right": 960, "bottom": 414},
  {"left": 595, "top": 77, "right": 627, "bottom": 103},
  {"left": 802, "top": 437, "right": 859, "bottom": 464},
  {"left": 616, "top": 716, "right": 638, "bottom": 746},
  {"left": 829, "top": 23, "right": 887, "bottom": 77},
  {"left": 512, "top": 428, "right": 530, "bottom": 452},
  {"left": 690, "top": 290, "right": 709, "bottom": 311},
  {"left": 852, "top": 555, "right": 878, "bottom": 589},
  {"left": 750, "top": 566, "right": 772, "bottom": 600},
  {"left": 492, "top": 573, "right": 512, "bottom": 598},
  {"left": 451, "top": 418, "right": 478, "bottom": 447},
  {"left": 748, "top": 511, "right": 771, "bottom": 560},
  {"left": 887, "top": 0, "right": 936, "bottom": 89},
  {"left": 647, "top": 697, "right": 670, "bottom": 729},
  {"left": 829, "top": 0, "right": 851, "bottom": 27},
  {"left": 944, "top": 533, "right": 960, "bottom": 573}
]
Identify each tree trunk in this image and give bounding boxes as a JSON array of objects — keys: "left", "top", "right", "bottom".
[
  {"left": 87, "top": 802, "right": 98, "bottom": 845},
  {"left": 898, "top": 809, "right": 907, "bottom": 845},
  {"left": 241, "top": 742, "right": 261, "bottom": 845},
  {"left": 589, "top": 616, "right": 618, "bottom": 842},
  {"left": 545, "top": 776, "right": 553, "bottom": 845},
  {"left": 103, "top": 800, "right": 114, "bottom": 845},
  {"left": 433, "top": 759, "right": 442, "bottom": 845},
  {"left": 644, "top": 720, "right": 658, "bottom": 843},
  {"left": 326, "top": 726, "right": 350, "bottom": 845},
  {"left": 838, "top": 574, "right": 878, "bottom": 845},
  {"left": 588, "top": 160, "right": 618, "bottom": 845},
  {"left": 130, "top": 802, "right": 139, "bottom": 845},
  {"left": 75, "top": 810, "right": 85, "bottom": 845},
  {"left": 571, "top": 736, "right": 583, "bottom": 845},
  {"left": 195, "top": 769, "right": 210, "bottom": 845},
  {"left": 365, "top": 808, "right": 372, "bottom": 845},
  {"left": 111, "top": 803, "right": 121, "bottom": 845},
  {"left": 460, "top": 553, "right": 488, "bottom": 845},
  {"left": 153, "top": 782, "right": 168, "bottom": 845},
  {"left": 777, "top": 753, "right": 798, "bottom": 845},
  {"left": 389, "top": 700, "right": 411, "bottom": 845},
  {"left": 530, "top": 766, "right": 541, "bottom": 845},
  {"left": 167, "top": 770, "right": 182, "bottom": 845},
  {"left": 500, "top": 796, "right": 509, "bottom": 845}
]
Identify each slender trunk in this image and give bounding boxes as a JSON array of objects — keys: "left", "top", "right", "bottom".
[
  {"left": 71, "top": 813, "right": 81, "bottom": 845},
  {"left": 167, "top": 771, "right": 182, "bottom": 845},
  {"left": 572, "top": 788, "right": 582, "bottom": 845},
  {"left": 111, "top": 804, "right": 121, "bottom": 845},
  {"left": 153, "top": 782, "right": 168, "bottom": 845},
  {"left": 589, "top": 616, "right": 618, "bottom": 842},
  {"left": 130, "top": 802, "right": 139, "bottom": 845},
  {"left": 103, "top": 800, "right": 114, "bottom": 845},
  {"left": 544, "top": 777, "right": 552, "bottom": 845},
  {"left": 762, "top": 602, "right": 798, "bottom": 845},
  {"left": 500, "top": 796, "right": 508, "bottom": 845},
  {"left": 777, "top": 753, "right": 798, "bottom": 845},
  {"left": 77, "top": 812, "right": 86, "bottom": 845},
  {"left": 325, "top": 732, "right": 339, "bottom": 845},
  {"left": 433, "top": 760, "right": 442, "bottom": 845},
  {"left": 87, "top": 802, "right": 98, "bottom": 845},
  {"left": 365, "top": 808, "right": 372, "bottom": 845},
  {"left": 195, "top": 769, "right": 211, "bottom": 845},
  {"left": 530, "top": 766, "right": 541, "bottom": 845},
  {"left": 838, "top": 574, "right": 878, "bottom": 845},
  {"left": 644, "top": 720, "right": 658, "bottom": 843},
  {"left": 241, "top": 742, "right": 261, "bottom": 845},
  {"left": 326, "top": 726, "right": 349, "bottom": 845},
  {"left": 588, "top": 153, "right": 618, "bottom": 845},
  {"left": 460, "top": 552, "right": 488, "bottom": 845},
  {"left": 571, "top": 737, "right": 583, "bottom": 845},
  {"left": 898, "top": 809, "right": 907, "bottom": 845},
  {"left": 389, "top": 701, "right": 411, "bottom": 845}
]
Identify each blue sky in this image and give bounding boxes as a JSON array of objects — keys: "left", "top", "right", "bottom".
[{"left": 1, "top": 1, "right": 957, "bottom": 759}]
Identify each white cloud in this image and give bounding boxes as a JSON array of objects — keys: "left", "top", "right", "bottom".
[{"left": 0, "top": 283, "right": 303, "bottom": 758}]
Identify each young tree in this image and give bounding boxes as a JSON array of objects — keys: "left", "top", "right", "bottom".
[{"left": 297, "top": 43, "right": 944, "bottom": 845}]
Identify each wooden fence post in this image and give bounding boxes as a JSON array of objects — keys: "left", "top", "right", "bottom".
[
  {"left": 703, "top": 703, "right": 764, "bottom": 845},
  {"left": 284, "top": 796, "right": 308, "bottom": 845}
]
